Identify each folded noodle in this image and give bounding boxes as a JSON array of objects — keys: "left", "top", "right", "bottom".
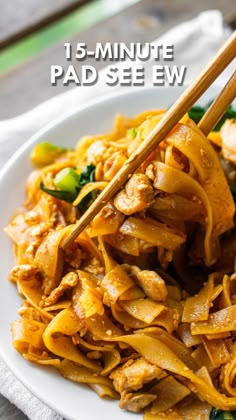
[
  {"left": 59, "top": 359, "right": 118, "bottom": 398},
  {"left": 73, "top": 181, "right": 108, "bottom": 206},
  {"left": 191, "top": 306, "right": 236, "bottom": 335},
  {"left": 73, "top": 335, "right": 121, "bottom": 375},
  {"left": 166, "top": 119, "right": 234, "bottom": 234},
  {"left": 147, "top": 375, "right": 191, "bottom": 414},
  {"left": 35, "top": 225, "right": 73, "bottom": 294},
  {"left": 145, "top": 396, "right": 211, "bottom": 420},
  {"left": 221, "top": 343, "right": 236, "bottom": 396},
  {"left": 152, "top": 161, "right": 215, "bottom": 264},
  {"left": 11, "top": 319, "right": 46, "bottom": 353},
  {"left": 182, "top": 276, "right": 214, "bottom": 322},
  {"left": 43, "top": 308, "right": 101, "bottom": 371},
  {"left": 120, "top": 299, "right": 165, "bottom": 324},
  {"left": 119, "top": 216, "right": 186, "bottom": 251},
  {"left": 101, "top": 264, "right": 135, "bottom": 305},
  {"left": 201, "top": 336, "right": 231, "bottom": 368}
]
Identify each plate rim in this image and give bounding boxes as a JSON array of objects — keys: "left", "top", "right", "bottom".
[{"left": 0, "top": 86, "right": 154, "bottom": 182}]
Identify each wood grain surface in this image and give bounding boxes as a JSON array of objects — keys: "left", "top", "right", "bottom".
[
  {"left": 0, "top": 0, "right": 91, "bottom": 48},
  {"left": 0, "top": 394, "right": 27, "bottom": 420}
]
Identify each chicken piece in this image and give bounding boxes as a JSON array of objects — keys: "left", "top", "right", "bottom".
[
  {"left": 119, "top": 392, "right": 156, "bottom": 413},
  {"left": 114, "top": 174, "right": 154, "bottom": 215},
  {"left": 86, "top": 140, "right": 106, "bottom": 165},
  {"left": 44, "top": 271, "right": 79, "bottom": 306},
  {"left": 136, "top": 270, "right": 168, "bottom": 301},
  {"left": 64, "top": 243, "right": 84, "bottom": 269},
  {"left": 18, "top": 300, "right": 43, "bottom": 321},
  {"left": 122, "top": 265, "right": 168, "bottom": 302},
  {"left": 9, "top": 264, "right": 41, "bottom": 284},
  {"left": 110, "top": 357, "right": 165, "bottom": 393},
  {"left": 5, "top": 194, "right": 63, "bottom": 269},
  {"left": 221, "top": 119, "right": 236, "bottom": 164}
]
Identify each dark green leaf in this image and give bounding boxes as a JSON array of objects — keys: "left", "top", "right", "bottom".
[
  {"left": 78, "top": 190, "right": 99, "bottom": 212},
  {"left": 214, "top": 106, "right": 236, "bottom": 131},
  {"left": 211, "top": 408, "right": 236, "bottom": 419},
  {"left": 188, "top": 108, "right": 205, "bottom": 124},
  {"left": 188, "top": 103, "right": 236, "bottom": 131},
  {"left": 39, "top": 182, "right": 76, "bottom": 203},
  {"left": 78, "top": 164, "right": 96, "bottom": 186}
]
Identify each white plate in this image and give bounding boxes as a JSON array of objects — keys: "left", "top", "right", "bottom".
[{"left": 0, "top": 86, "right": 225, "bottom": 420}]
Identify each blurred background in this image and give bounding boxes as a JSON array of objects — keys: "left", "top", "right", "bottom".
[{"left": 0, "top": 0, "right": 235, "bottom": 119}]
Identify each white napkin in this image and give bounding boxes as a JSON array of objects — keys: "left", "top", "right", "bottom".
[{"left": 0, "top": 10, "right": 233, "bottom": 420}]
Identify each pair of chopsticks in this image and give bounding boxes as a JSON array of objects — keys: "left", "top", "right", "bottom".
[{"left": 62, "top": 31, "right": 236, "bottom": 250}]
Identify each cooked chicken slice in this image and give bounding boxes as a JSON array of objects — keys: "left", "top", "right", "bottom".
[
  {"left": 119, "top": 391, "right": 156, "bottom": 413},
  {"left": 122, "top": 265, "right": 168, "bottom": 301},
  {"left": 114, "top": 174, "right": 154, "bottom": 215},
  {"left": 9, "top": 264, "right": 41, "bottom": 284},
  {"left": 136, "top": 270, "right": 168, "bottom": 301},
  {"left": 110, "top": 357, "right": 164, "bottom": 393},
  {"left": 86, "top": 140, "right": 106, "bottom": 165},
  {"left": 44, "top": 271, "right": 79, "bottom": 306},
  {"left": 18, "top": 306, "right": 42, "bottom": 321},
  {"left": 221, "top": 119, "right": 236, "bottom": 164}
]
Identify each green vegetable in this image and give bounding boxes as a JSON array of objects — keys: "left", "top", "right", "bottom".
[
  {"left": 40, "top": 182, "right": 75, "bottom": 203},
  {"left": 188, "top": 103, "right": 236, "bottom": 131},
  {"left": 30, "top": 142, "right": 67, "bottom": 166},
  {"left": 126, "top": 128, "right": 137, "bottom": 139},
  {"left": 40, "top": 164, "right": 96, "bottom": 211},
  {"left": 54, "top": 168, "right": 80, "bottom": 194},
  {"left": 78, "top": 163, "right": 96, "bottom": 185},
  {"left": 211, "top": 408, "right": 236, "bottom": 419}
]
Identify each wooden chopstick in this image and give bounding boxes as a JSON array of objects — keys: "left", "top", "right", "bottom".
[
  {"left": 61, "top": 31, "right": 236, "bottom": 250},
  {"left": 198, "top": 71, "right": 236, "bottom": 136}
]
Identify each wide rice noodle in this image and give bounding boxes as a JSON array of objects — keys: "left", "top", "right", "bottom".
[{"left": 5, "top": 109, "right": 236, "bottom": 418}]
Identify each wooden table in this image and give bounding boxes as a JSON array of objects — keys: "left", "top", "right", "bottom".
[{"left": 0, "top": 0, "right": 235, "bottom": 418}]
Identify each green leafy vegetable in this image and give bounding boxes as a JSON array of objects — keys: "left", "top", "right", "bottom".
[
  {"left": 54, "top": 168, "right": 80, "bottom": 194},
  {"left": 40, "top": 182, "right": 76, "bottom": 203},
  {"left": 40, "top": 164, "right": 96, "bottom": 211},
  {"left": 30, "top": 142, "right": 67, "bottom": 166},
  {"left": 211, "top": 408, "right": 236, "bottom": 419},
  {"left": 75, "top": 163, "right": 97, "bottom": 211},
  {"left": 78, "top": 164, "right": 96, "bottom": 185},
  {"left": 188, "top": 103, "right": 236, "bottom": 131},
  {"left": 126, "top": 128, "right": 137, "bottom": 139}
]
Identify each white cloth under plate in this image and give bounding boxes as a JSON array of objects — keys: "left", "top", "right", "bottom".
[{"left": 0, "top": 10, "right": 233, "bottom": 420}]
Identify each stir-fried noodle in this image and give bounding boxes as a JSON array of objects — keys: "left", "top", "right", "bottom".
[{"left": 5, "top": 109, "right": 236, "bottom": 418}]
